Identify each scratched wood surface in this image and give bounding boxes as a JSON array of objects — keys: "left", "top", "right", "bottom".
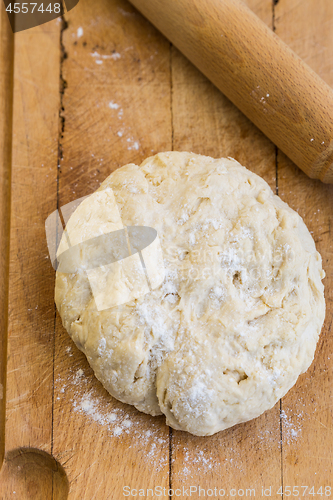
[
  {"left": 0, "top": 0, "right": 332, "bottom": 498},
  {"left": 0, "top": 14, "right": 67, "bottom": 500},
  {"left": 275, "top": 0, "right": 333, "bottom": 493}
]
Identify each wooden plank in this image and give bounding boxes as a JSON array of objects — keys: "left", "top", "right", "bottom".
[
  {"left": 52, "top": 0, "right": 172, "bottom": 497},
  {"left": 169, "top": 1, "right": 285, "bottom": 498},
  {"left": 0, "top": 17, "right": 62, "bottom": 499},
  {"left": 274, "top": 0, "right": 333, "bottom": 492},
  {"left": 129, "top": 0, "right": 333, "bottom": 183},
  {"left": 0, "top": 0, "right": 14, "bottom": 469}
]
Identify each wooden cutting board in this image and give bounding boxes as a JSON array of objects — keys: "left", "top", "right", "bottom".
[{"left": 0, "top": 0, "right": 332, "bottom": 498}]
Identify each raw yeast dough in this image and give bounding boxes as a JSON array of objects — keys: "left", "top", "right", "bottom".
[{"left": 55, "top": 152, "right": 325, "bottom": 436}]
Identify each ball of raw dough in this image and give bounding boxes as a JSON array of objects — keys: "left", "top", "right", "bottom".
[{"left": 55, "top": 152, "right": 325, "bottom": 436}]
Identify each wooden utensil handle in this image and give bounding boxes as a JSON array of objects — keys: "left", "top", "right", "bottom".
[
  {"left": 129, "top": 0, "right": 333, "bottom": 183},
  {"left": 0, "top": 1, "right": 14, "bottom": 469}
]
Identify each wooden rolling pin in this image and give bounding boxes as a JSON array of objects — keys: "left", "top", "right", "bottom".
[{"left": 129, "top": 0, "right": 333, "bottom": 183}]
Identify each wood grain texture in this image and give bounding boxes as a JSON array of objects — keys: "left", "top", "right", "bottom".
[
  {"left": 53, "top": 0, "right": 171, "bottom": 497},
  {"left": 0, "top": 18, "right": 62, "bottom": 499},
  {"left": 0, "top": 0, "right": 14, "bottom": 470},
  {"left": 169, "top": 2, "right": 283, "bottom": 493},
  {"left": 128, "top": 0, "right": 333, "bottom": 183},
  {"left": 274, "top": 0, "right": 333, "bottom": 492}
]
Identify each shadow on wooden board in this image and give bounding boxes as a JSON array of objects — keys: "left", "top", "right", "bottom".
[{"left": 0, "top": 447, "right": 69, "bottom": 499}]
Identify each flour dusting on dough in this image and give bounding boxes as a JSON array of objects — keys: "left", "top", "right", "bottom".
[{"left": 55, "top": 152, "right": 325, "bottom": 436}]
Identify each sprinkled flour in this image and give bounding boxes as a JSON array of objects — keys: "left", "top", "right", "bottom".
[
  {"left": 56, "top": 357, "right": 169, "bottom": 471},
  {"left": 280, "top": 409, "right": 303, "bottom": 444},
  {"left": 56, "top": 347, "right": 308, "bottom": 478}
]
